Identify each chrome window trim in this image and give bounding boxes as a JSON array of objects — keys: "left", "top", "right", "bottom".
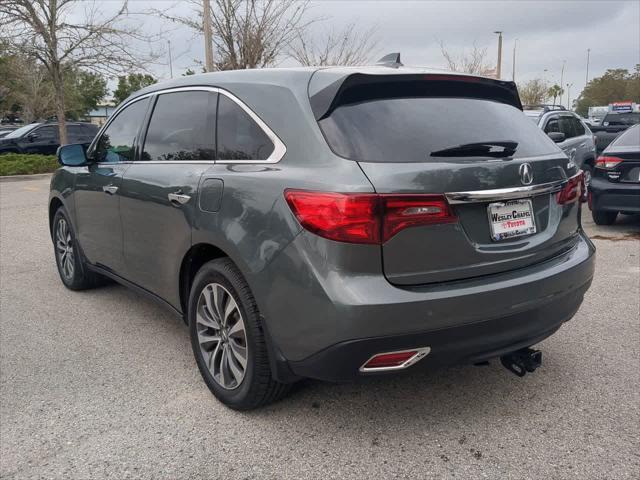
[
  {"left": 88, "top": 85, "right": 286, "bottom": 165},
  {"left": 445, "top": 172, "right": 580, "bottom": 204}
]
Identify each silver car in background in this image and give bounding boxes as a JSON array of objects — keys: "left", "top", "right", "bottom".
[{"left": 524, "top": 105, "right": 597, "bottom": 183}]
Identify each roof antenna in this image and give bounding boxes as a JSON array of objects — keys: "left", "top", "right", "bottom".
[{"left": 376, "top": 52, "right": 403, "bottom": 68}]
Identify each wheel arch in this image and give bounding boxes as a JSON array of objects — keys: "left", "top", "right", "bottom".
[
  {"left": 48, "top": 196, "right": 65, "bottom": 239},
  {"left": 178, "top": 242, "right": 233, "bottom": 319}
]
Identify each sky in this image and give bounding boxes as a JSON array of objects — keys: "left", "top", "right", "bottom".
[{"left": 94, "top": 0, "right": 640, "bottom": 105}]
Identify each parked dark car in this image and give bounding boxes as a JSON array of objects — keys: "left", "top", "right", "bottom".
[
  {"left": 591, "top": 111, "right": 640, "bottom": 153},
  {"left": 49, "top": 63, "right": 595, "bottom": 409},
  {"left": 0, "top": 122, "right": 98, "bottom": 155},
  {"left": 588, "top": 124, "right": 640, "bottom": 224}
]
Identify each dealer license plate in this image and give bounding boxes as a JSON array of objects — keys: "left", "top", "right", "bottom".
[{"left": 488, "top": 199, "right": 536, "bottom": 241}]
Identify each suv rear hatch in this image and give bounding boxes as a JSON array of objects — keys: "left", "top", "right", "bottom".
[{"left": 310, "top": 71, "right": 583, "bottom": 285}]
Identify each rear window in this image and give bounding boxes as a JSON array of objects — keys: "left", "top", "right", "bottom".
[
  {"left": 603, "top": 112, "right": 640, "bottom": 126},
  {"left": 611, "top": 125, "right": 640, "bottom": 147},
  {"left": 318, "top": 97, "right": 558, "bottom": 162}
]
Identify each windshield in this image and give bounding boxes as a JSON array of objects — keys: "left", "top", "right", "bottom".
[
  {"left": 3, "top": 123, "right": 40, "bottom": 139},
  {"left": 319, "top": 97, "right": 557, "bottom": 162},
  {"left": 603, "top": 112, "right": 640, "bottom": 126}
]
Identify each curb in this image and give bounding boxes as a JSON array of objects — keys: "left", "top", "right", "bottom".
[{"left": 0, "top": 173, "right": 53, "bottom": 183}]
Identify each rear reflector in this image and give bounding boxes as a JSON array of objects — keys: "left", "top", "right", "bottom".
[
  {"left": 595, "top": 156, "right": 623, "bottom": 169},
  {"left": 284, "top": 190, "right": 457, "bottom": 244},
  {"left": 360, "top": 347, "right": 431, "bottom": 372},
  {"left": 557, "top": 172, "right": 586, "bottom": 205}
]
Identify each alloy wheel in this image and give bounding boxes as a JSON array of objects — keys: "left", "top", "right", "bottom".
[
  {"left": 55, "top": 217, "right": 75, "bottom": 280},
  {"left": 196, "top": 283, "right": 248, "bottom": 390}
]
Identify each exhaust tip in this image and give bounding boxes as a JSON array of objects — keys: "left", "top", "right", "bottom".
[{"left": 360, "top": 347, "right": 431, "bottom": 372}]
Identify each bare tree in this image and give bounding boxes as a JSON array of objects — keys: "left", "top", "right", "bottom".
[
  {"left": 290, "top": 23, "right": 379, "bottom": 67},
  {"left": 154, "top": 0, "right": 313, "bottom": 70},
  {"left": 0, "top": 0, "right": 160, "bottom": 143},
  {"left": 439, "top": 41, "right": 493, "bottom": 76},
  {"left": 0, "top": 53, "right": 56, "bottom": 122},
  {"left": 518, "top": 78, "right": 550, "bottom": 106}
]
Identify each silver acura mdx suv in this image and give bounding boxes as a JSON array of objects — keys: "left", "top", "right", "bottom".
[{"left": 51, "top": 58, "right": 595, "bottom": 409}]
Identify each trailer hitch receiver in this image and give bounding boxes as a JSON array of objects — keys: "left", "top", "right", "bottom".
[{"left": 500, "top": 348, "right": 542, "bottom": 377}]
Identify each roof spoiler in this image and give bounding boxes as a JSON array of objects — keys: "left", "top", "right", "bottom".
[
  {"left": 309, "top": 73, "right": 523, "bottom": 121},
  {"left": 376, "top": 53, "right": 403, "bottom": 68}
]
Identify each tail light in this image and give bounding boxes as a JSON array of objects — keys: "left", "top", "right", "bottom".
[
  {"left": 382, "top": 195, "right": 457, "bottom": 241},
  {"left": 595, "top": 156, "right": 623, "bottom": 169},
  {"left": 557, "top": 172, "right": 586, "bottom": 205},
  {"left": 284, "top": 190, "right": 457, "bottom": 244}
]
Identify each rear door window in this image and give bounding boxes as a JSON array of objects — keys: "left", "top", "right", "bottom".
[
  {"left": 68, "top": 125, "right": 87, "bottom": 143},
  {"left": 217, "top": 95, "right": 274, "bottom": 160},
  {"left": 142, "top": 91, "right": 216, "bottom": 161},
  {"left": 318, "top": 97, "right": 557, "bottom": 162}
]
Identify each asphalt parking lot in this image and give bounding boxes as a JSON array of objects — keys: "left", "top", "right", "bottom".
[{"left": 1, "top": 176, "right": 638, "bottom": 479}]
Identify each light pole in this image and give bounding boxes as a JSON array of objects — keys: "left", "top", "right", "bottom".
[
  {"left": 203, "top": 0, "right": 214, "bottom": 72},
  {"left": 168, "top": 40, "right": 173, "bottom": 79},
  {"left": 494, "top": 31, "right": 503, "bottom": 79},
  {"left": 585, "top": 48, "right": 591, "bottom": 86},
  {"left": 512, "top": 38, "right": 518, "bottom": 81},
  {"left": 566, "top": 83, "right": 573, "bottom": 109},
  {"left": 559, "top": 60, "right": 566, "bottom": 106}
]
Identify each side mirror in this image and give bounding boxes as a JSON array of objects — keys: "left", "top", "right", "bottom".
[
  {"left": 547, "top": 131, "right": 565, "bottom": 143},
  {"left": 57, "top": 144, "right": 88, "bottom": 166}
]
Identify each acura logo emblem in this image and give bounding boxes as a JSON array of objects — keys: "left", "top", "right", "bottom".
[{"left": 519, "top": 163, "right": 533, "bottom": 185}]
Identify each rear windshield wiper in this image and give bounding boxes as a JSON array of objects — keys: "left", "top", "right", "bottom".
[{"left": 430, "top": 141, "right": 518, "bottom": 158}]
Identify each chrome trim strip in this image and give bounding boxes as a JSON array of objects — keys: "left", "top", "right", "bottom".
[
  {"left": 88, "top": 85, "right": 286, "bottom": 165},
  {"left": 445, "top": 177, "right": 572, "bottom": 204},
  {"left": 359, "top": 347, "right": 431, "bottom": 373}
]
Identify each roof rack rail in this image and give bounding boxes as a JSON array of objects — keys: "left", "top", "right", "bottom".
[
  {"left": 376, "top": 52, "right": 403, "bottom": 69},
  {"left": 523, "top": 104, "right": 566, "bottom": 112}
]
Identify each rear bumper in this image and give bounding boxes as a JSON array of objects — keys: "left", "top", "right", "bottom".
[
  {"left": 590, "top": 177, "right": 640, "bottom": 212},
  {"left": 254, "top": 231, "right": 595, "bottom": 382},
  {"left": 290, "top": 283, "right": 587, "bottom": 382}
]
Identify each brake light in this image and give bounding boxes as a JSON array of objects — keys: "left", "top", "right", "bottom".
[
  {"left": 423, "top": 74, "right": 483, "bottom": 83},
  {"left": 595, "top": 156, "right": 623, "bottom": 169},
  {"left": 557, "top": 172, "right": 586, "bottom": 205},
  {"left": 284, "top": 190, "right": 457, "bottom": 244}
]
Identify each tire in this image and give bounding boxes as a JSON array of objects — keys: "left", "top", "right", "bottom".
[
  {"left": 188, "top": 258, "right": 290, "bottom": 410},
  {"left": 592, "top": 209, "right": 617, "bottom": 225},
  {"left": 52, "top": 207, "right": 103, "bottom": 290}
]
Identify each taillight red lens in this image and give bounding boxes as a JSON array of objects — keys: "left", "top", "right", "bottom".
[
  {"left": 284, "top": 190, "right": 380, "bottom": 244},
  {"left": 595, "top": 156, "right": 623, "bottom": 169},
  {"left": 557, "top": 172, "right": 586, "bottom": 205},
  {"left": 382, "top": 195, "right": 457, "bottom": 241},
  {"left": 284, "top": 190, "right": 457, "bottom": 244},
  {"left": 363, "top": 351, "right": 418, "bottom": 369}
]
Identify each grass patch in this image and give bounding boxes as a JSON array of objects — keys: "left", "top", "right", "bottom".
[{"left": 0, "top": 153, "right": 58, "bottom": 176}]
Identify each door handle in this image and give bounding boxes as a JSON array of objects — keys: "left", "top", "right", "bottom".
[
  {"left": 168, "top": 192, "right": 191, "bottom": 206},
  {"left": 103, "top": 185, "right": 118, "bottom": 195}
]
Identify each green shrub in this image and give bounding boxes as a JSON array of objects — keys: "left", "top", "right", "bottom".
[{"left": 0, "top": 153, "right": 58, "bottom": 176}]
